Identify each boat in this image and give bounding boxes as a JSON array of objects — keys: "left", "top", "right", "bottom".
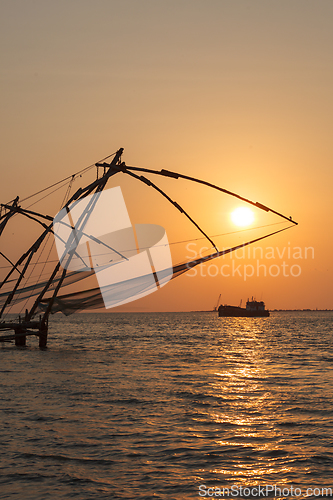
[
  {"left": 218, "top": 298, "right": 270, "bottom": 317},
  {"left": 0, "top": 147, "right": 294, "bottom": 347}
]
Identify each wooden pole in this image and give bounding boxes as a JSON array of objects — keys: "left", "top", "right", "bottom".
[{"left": 14, "top": 317, "right": 26, "bottom": 346}]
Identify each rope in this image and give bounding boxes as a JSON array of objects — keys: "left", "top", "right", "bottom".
[
  {"left": 25, "top": 180, "right": 73, "bottom": 209},
  {"left": 19, "top": 151, "right": 118, "bottom": 204},
  {"left": 0, "top": 221, "right": 289, "bottom": 271},
  {"left": 17, "top": 179, "right": 75, "bottom": 314}
]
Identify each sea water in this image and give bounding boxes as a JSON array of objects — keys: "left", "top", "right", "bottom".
[{"left": 0, "top": 311, "right": 332, "bottom": 499}]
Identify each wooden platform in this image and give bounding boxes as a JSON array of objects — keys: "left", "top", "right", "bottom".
[{"left": 0, "top": 319, "right": 48, "bottom": 347}]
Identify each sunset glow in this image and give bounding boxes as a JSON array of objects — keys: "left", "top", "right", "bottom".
[
  {"left": 1, "top": 1, "right": 332, "bottom": 312},
  {"left": 231, "top": 207, "right": 255, "bottom": 227}
]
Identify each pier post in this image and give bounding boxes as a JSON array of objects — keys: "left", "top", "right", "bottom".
[
  {"left": 14, "top": 327, "right": 26, "bottom": 346},
  {"left": 39, "top": 316, "right": 48, "bottom": 348},
  {"left": 39, "top": 330, "right": 48, "bottom": 348}
]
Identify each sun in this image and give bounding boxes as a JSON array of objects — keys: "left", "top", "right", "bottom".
[{"left": 231, "top": 207, "right": 255, "bottom": 227}]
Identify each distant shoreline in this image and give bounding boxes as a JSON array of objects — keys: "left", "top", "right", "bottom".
[
  {"left": 194, "top": 309, "right": 333, "bottom": 313},
  {"left": 272, "top": 309, "right": 333, "bottom": 312}
]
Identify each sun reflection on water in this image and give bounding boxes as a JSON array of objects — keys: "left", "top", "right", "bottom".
[{"left": 199, "top": 323, "right": 300, "bottom": 483}]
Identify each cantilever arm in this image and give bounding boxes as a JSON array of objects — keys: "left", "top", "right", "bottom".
[
  {"left": 121, "top": 168, "right": 219, "bottom": 252},
  {"left": 120, "top": 164, "right": 298, "bottom": 226}
]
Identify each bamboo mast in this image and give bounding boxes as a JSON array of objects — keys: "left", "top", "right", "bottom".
[
  {"left": 0, "top": 148, "right": 123, "bottom": 347},
  {"left": 28, "top": 148, "right": 124, "bottom": 345}
]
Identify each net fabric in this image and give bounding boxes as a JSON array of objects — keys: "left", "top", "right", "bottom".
[
  {"left": 37, "top": 225, "right": 290, "bottom": 315},
  {"left": 39, "top": 265, "right": 179, "bottom": 315},
  {"left": 0, "top": 269, "right": 94, "bottom": 308}
]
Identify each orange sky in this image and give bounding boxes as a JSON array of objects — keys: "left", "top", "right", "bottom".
[{"left": 1, "top": 0, "right": 332, "bottom": 311}]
